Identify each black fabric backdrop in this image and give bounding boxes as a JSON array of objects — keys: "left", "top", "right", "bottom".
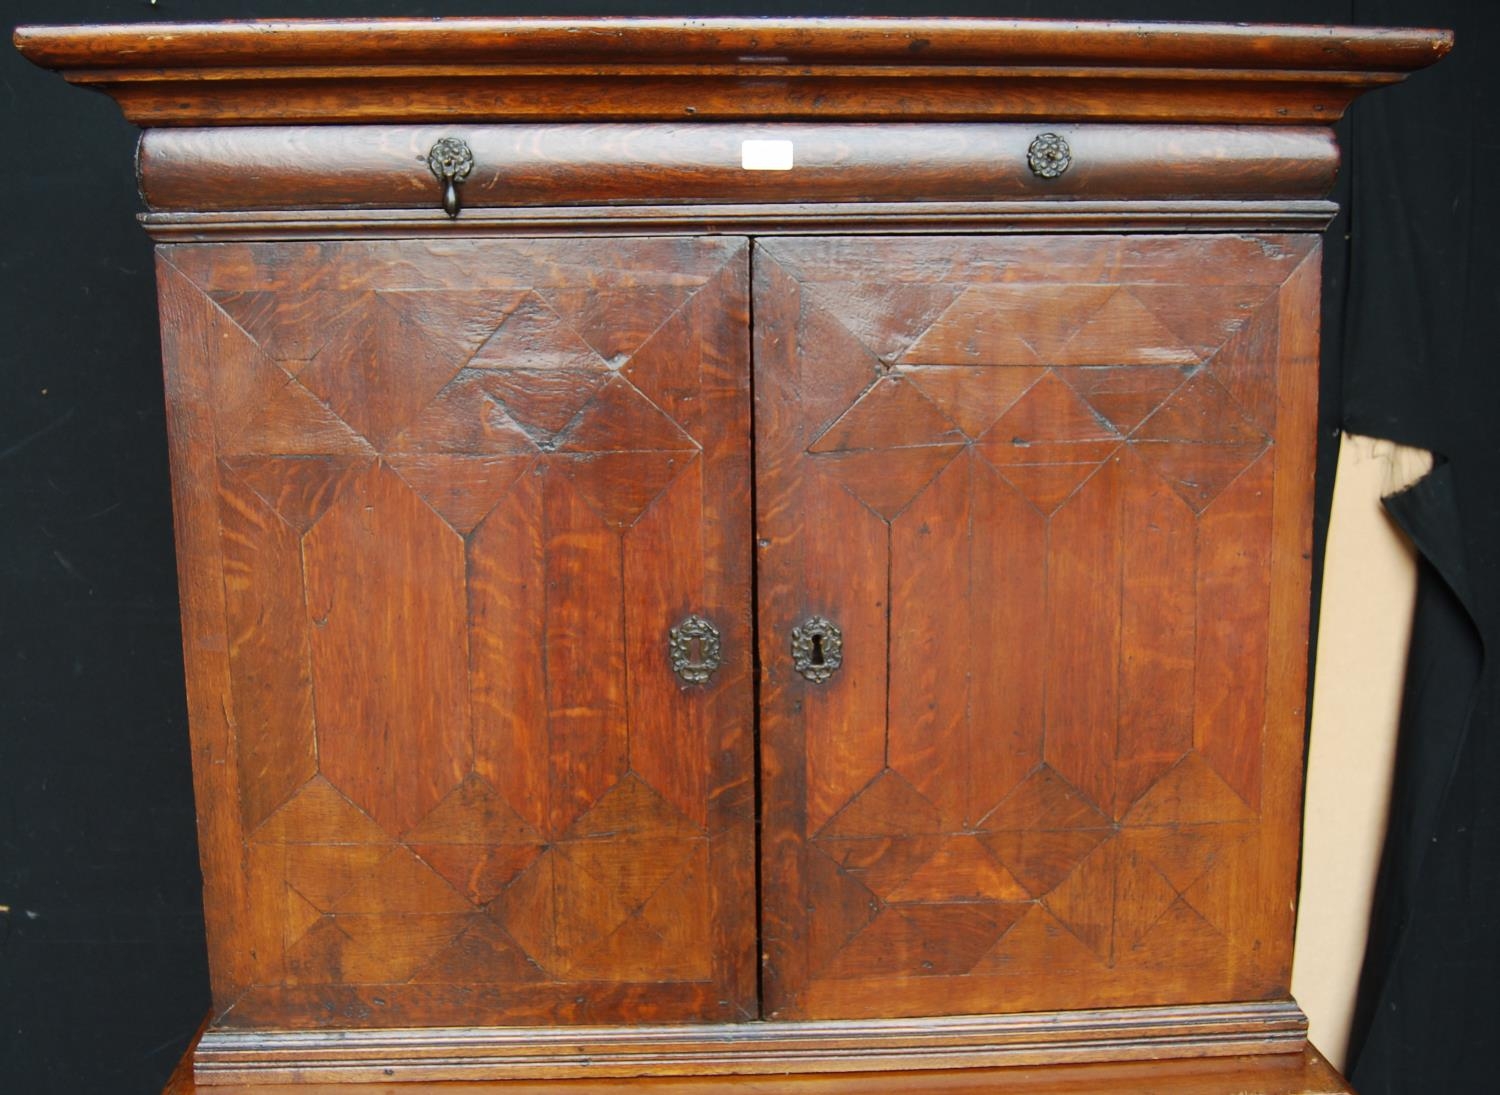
[{"left": 0, "top": 2, "right": 1493, "bottom": 1092}]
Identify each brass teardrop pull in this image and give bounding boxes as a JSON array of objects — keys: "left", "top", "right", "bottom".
[
  {"left": 669, "top": 615, "right": 723, "bottom": 686},
  {"left": 791, "top": 616, "right": 842, "bottom": 684},
  {"left": 426, "top": 136, "right": 475, "bottom": 218}
]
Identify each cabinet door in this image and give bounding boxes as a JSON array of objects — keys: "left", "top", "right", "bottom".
[
  {"left": 754, "top": 235, "right": 1319, "bottom": 1020},
  {"left": 159, "top": 237, "right": 757, "bottom": 1027}
]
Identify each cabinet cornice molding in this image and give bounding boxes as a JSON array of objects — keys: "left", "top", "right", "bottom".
[{"left": 15, "top": 17, "right": 1451, "bottom": 127}]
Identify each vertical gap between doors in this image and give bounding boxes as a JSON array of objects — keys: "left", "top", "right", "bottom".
[{"left": 745, "top": 236, "right": 767, "bottom": 1023}]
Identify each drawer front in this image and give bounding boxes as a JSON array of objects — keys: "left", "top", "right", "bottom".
[
  {"left": 754, "top": 233, "right": 1320, "bottom": 1020},
  {"left": 158, "top": 236, "right": 758, "bottom": 1028}
]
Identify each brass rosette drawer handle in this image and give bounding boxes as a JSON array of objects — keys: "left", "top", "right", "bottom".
[{"left": 427, "top": 136, "right": 475, "bottom": 217}]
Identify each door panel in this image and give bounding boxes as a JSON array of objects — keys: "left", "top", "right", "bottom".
[
  {"left": 754, "top": 235, "right": 1320, "bottom": 1020},
  {"left": 159, "top": 237, "right": 757, "bottom": 1027}
]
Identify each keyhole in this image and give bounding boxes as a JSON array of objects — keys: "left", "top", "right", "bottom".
[
  {"left": 811, "top": 633, "right": 826, "bottom": 666},
  {"left": 689, "top": 636, "right": 703, "bottom": 663}
]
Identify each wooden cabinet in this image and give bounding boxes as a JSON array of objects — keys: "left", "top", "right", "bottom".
[{"left": 15, "top": 16, "right": 1449, "bottom": 1093}]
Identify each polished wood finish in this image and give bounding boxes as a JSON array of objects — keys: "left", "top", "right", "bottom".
[
  {"left": 167, "top": 1026, "right": 1353, "bottom": 1094},
  {"left": 139, "top": 202, "right": 1342, "bottom": 244},
  {"left": 17, "top": 17, "right": 1447, "bottom": 1092},
  {"left": 136, "top": 124, "right": 1339, "bottom": 212},
  {"left": 14, "top": 18, "right": 1449, "bottom": 127},
  {"left": 158, "top": 236, "right": 757, "bottom": 1030},
  {"left": 195, "top": 1002, "right": 1303, "bottom": 1083},
  {"left": 754, "top": 235, "right": 1320, "bottom": 1023}
]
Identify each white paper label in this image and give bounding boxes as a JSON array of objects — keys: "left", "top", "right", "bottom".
[{"left": 741, "top": 139, "right": 795, "bottom": 171}]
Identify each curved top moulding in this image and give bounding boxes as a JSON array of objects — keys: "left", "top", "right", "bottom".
[{"left": 14, "top": 17, "right": 1453, "bottom": 127}]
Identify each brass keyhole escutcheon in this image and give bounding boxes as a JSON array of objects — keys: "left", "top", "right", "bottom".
[
  {"left": 791, "top": 616, "right": 843, "bottom": 684},
  {"left": 669, "top": 615, "right": 723, "bottom": 686}
]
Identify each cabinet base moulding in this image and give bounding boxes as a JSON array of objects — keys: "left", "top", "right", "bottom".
[
  {"left": 191, "top": 1002, "right": 1307, "bottom": 1085},
  {"left": 169, "top": 1027, "right": 1349, "bottom": 1094}
]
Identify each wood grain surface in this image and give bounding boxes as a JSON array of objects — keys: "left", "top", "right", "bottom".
[
  {"left": 135, "top": 124, "right": 1339, "bottom": 212},
  {"left": 167, "top": 1021, "right": 1351, "bottom": 1093},
  {"left": 14, "top": 18, "right": 1450, "bottom": 126},
  {"left": 158, "top": 236, "right": 757, "bottom": 1029},
  {"left": 753, "top": 234, "right": 1321, "bottom": 1023}
]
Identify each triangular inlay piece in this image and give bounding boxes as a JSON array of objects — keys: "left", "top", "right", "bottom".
[
  {"left": 988, "top": 461, "right": 1108, "bottom": 515},
  {"left": 409, "top": 914, "right": 546, "bottom": 984},
  {"left": 816, "top": 445, "right": 965, "bottom": 521},
  {"left": 1135, "top": 897, "right": 1226, "bottom": 958},
  {"left": 554, "top": 913, "right": 667, "bottom": 983},
  {"left": 282, "top": 844, "right": 393, "bottom": 912},
  {"left": 809, "top": 378, "right": 965, "bottom": 452},
  {"left": 375, "top": 290, "right": 529, "bottom": 371},
  {"left": 1134, "top": 373, "right": 1268, "bottom": 446},
  {"left": 287, "top": 912, "right": 469, "bottom": 985},
  {"left": 1057, "top": 366, "right": 1190, "bottom": 435},
  {"left": 820, "top": 770, "right": 943, "bottom": 839},
  {"left": 981, "top": 371, "right": 1122, "bottom": 448},
  {"left": 330, "top": 846, "right": 472, "bottom": 915},
  {"left": 469, "top": 291, "right": 604, "bottom": 373},
  {"left": 404, "top": 773, "right": 542, "bottom": 845},
  {"left": 251, "top": 776, "right": 389, "bottom": 844},
  {"left": 1115, "top": 853, "right": 1182, "bottom": 946},
  {"left": 1126, "top": 752, "right": 1257, "bottom": 826},
  {"left": 388, "top": 454, "right": 534, "bottom": 535},
  {"left": 973, "top": 904, "right": 1101, "bottom": 975},
  {"left": 387, "top": 371, "right": 540, "bottom": 456},
  {"left": 410, "top": 843, "right": 543, "bottom": 907},
  {"left": 905, "top": 366, "right": 1046, "bottom": 438},
  {"left": 491, "top": 853, "right": 563, "bottom": 975},
  {"left": 564, "top": 774, "right": 700, "bottom": 842},
  {"left": 283, "top": 885, "right": 326, "bottom": 950},
  {"left": 554, "top": 450, "right": 695, "bottom": 529},
  {"left": 982, "top": 765, "right": 1111, "bottom": 833},
  {"left": 1128, "top": 283, "right": 1278, "bottom": 360},
  {"left": 805, "top": 848, "right": 881, "bottom": 974},
  {"left": 211, "top": 290, "right": 366, "bottom": 366},
  {"left": 297, "top": 297, "right": 474, "bottom": 449},
  {"left": 1043, "top": 836, "right": 1117, "bottom": 960},
  {"left": 1059, "top": 289, "right": 1199, "bottom": 366},
  {"left": 542, "top": 285, "right": 700, "bottom": 367},
  {"left": 474, "top": 366, "right": 610, "bottom": 445},
  {"left": 229, "top": 377, "right": 374, "bottom": 457},
  {"left": 1132, "top": 440, "right": 1268, "bottom": 513},
  {"left": 982, "top": 828, "right": 1112, "bottom": 899},
  {"left": 886, "top": 836, "right": 1031, "bottom": 903},
  {"left": 808, "top": 281, "right": 967, "bottom": 363},
  {"left": 1128, "top": 822, "right": 1254, "bottom": 898},
  {"left": 904, "top": 285, "right": 1117, "bottom": 366},
  {"left": 1206, "top": 305, "right": 1280, "bottom": 434},
  {"left": 824, "top": 903, "right": 1025, "bottom": 980},
  {"left": 548, "top": 851, "right": 638, "bottom": 972},
  {"left": 222, "top": 455, "right": 369, "bottom": 533},
  {"left": 557, "top": 377, "right": 697, "bottom": 453},
  {"left": 817, "top": 834, "right": 944, "bottom": 900}
]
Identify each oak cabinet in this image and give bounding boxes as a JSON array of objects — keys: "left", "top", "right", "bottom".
[{"left": 15, "top": 16, "right": 1449, "bottom": 1093}]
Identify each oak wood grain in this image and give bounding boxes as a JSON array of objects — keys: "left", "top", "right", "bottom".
[
  {"left": 141, "top": 201, "right": 1343, "bottom": 243},
  {"left": 755, "top": 234, "right": 1320, "bottom": 1023},
  {"left": 15, "top": 18, "right": 1449, "bottom": 127},
  {"left": 192, "top": 1001, "right": 1308, "bottom": 1083},
  {"left": 158, "top": 237, "right": 757, "bottom": 1030},
  {"left": 135, "top": 125, "right": 1340, "bottom": 212}
]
